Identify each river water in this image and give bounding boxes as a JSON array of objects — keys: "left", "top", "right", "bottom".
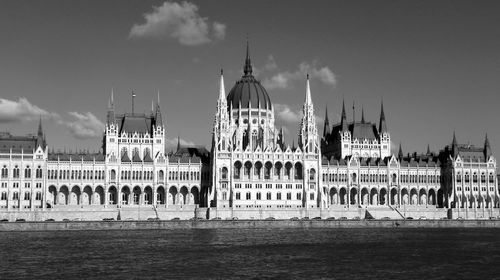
[{"left": 0, "top": 228, "right": 499, "bottom": 279}]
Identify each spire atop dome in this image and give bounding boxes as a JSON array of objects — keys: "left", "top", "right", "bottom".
[
  {"left": 427, "top": 144, "right": 431, "bottom": 155},
  {"left": 243, "top": 40, "right": 253, "bottom": 76},
  {"left": 177, "top": 135, "right": 181, "bottom": 152}
]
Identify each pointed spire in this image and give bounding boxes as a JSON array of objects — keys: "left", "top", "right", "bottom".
[
  {"left": 155, "top": 90, "right": 163, "bottom": 127},
  {"left": 427, "top": 144, "right": 431, "bottom": 155},
  {"left": 452, "top": 131, "right": 458, "bottom": 157},
  {"left": 111, "top": 88, "right": 114, "bottom": 107},
  {"left": 379, "top": 100, "right": 387, "bottom": 133},
  {"left": 243, "top": 40, "right": 253, "bottom": 76},
  {"left": 352, "top": 101, "right": 356, "bottom": 124},
  {"left": 219, "top": 68, "right": 226, "bottom": 100},
  {"left": 305, "top": 74, "right": 312, "bottom": 104},
  {"left": 398, "top": 143, "right": 403, "bottom": 160},
  {"left": 484, "top": 133, "right": 492, "bottom": 160},
  {"left": 361, "top": 106, "right": 365, "bottom": 123},
  {"left": 37, "top": 116, "right": 43, "bottom": 136},
  {"left": 341, "top": 99, "right": 348, "bottom": 131},
  {"left": 323, "top": 105, "right": 330, "bottom": 137},
  {"left": 176, "top": 135, "right": 181, "bottom": 152}
]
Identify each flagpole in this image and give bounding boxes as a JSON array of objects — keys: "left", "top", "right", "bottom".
[{"left": 132, "top": 91, "right": 136, "bottom": 115}]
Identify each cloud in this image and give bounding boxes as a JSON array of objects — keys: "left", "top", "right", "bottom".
[
  {"left": 264, "top": 55, "right": 277, "bottom": 71},
  {"left": 129, "top": 1, "right": 226, "bottom": 46},
  {"left": 274, "top": 104, "right": 302, "bottom": 123},
  {"left": 212, "top": 22, "right": 226, "bottom": 40},
  {"left": 60, "top": 112, "right": 105, "bottom": 140},
  {"left": 0, "top": 97, "right": 59, "bottom": 123},
  {"left": 0, "top": 97, "right": 106, "bottom": 140},
  {"left": 262, "top": 61, "right": 337, "bottom": 90},
  {"left": 165, "top": 137, "right": 196, "bottom": 151}
]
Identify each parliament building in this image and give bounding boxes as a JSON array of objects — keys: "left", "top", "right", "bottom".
[{"left": 0, "top": 45, "right": 498, "bottom": 221}]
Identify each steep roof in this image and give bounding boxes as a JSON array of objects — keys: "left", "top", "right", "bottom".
[
  {"left": 0, "top": 133, "right": 39, "bottom": 153},
  {"left": 116, "top": 114, "right": 155, "bottom": 135}
]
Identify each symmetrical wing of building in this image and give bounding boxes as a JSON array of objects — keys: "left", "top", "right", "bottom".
[{"left": 0, "top": 45, "right": 498, "bottom": 220}]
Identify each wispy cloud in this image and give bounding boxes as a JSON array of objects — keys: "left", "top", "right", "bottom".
[
  {"left": 165, "top": 137, "right": 196, "bottom": 151},
  {"left": 60, "top": 112, "right": 104, "bottom": 140},
  {"left": 0, "top": 97, "right": 104, "bottom": 140},
  {"left": 262, "top": 61, "right": 337, "bottom": 90},
  {"left": 129, "top": 1, "right": 226, "bottom": 46},
  {"left": 274, "top": 104, "right": 302, "bottom": 123},
  {"left": 0, "top": 97, "right": 59, "bottom": 123}
]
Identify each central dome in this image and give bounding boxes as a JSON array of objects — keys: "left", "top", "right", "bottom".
[{"left": 226, "top": 44, "right": 272, "bottom": 110}]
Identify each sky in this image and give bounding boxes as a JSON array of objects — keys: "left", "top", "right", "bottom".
[{"left": 0, "top": 0, "right": 499, "bottom": 157}]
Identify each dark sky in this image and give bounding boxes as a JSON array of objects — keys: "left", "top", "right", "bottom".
[{"left": 0, "top": 0, "right": 499, "bottom": 157}]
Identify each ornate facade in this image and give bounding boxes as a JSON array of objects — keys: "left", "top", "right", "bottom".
[{"left": 0, "top": 44, "right": 498, "bottom": 220}]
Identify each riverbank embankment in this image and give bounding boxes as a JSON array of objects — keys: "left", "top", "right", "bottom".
[{"left": 1, "top": 219, "right": 500, "bottom": 231}]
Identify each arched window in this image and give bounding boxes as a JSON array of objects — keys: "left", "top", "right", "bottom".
[
  {"left": 286, "top": 192, "right": 292, "bottom": 200},
  {"left": 264, "top": 162, "right": 272, "bottom": 180},
  {"left": 489, "top": 173, "right": 495, "bottom": 184},
  {"left": 456, "top": 172, "right": 462, "bottom": 183},
  {"left": 480, "top": 173, "right": 486, "bottom": 184},
  {"left": 266, "top": 192, "right": 271, "bottom": 200},
  {"left": 234, "top": 161, "right": 242, "bottom": 179},
  {"left": 256, "top": 192, "right": 261, "bottom": 200},
  {"left": 235, "top": 192, "right": 241, "bottom": 200},
  {"left": 285, "top": 162, "right": 292, "bottom": 180},
  {"left": 246, "top": 192, "right": 251, "bottom": 200},
  {"left": 158, "top": 170, "right": 164, "bottom": 181},
  {"left": 221, "top": 167, "right": 228, "bottom": 180},
  {"left": 13, "top": 166, "right": 20, "bottom": 178},
  {"left": 244, "top": 161, "right": 252, "bottom": 179},
  {"left": 24, "top": 166, "right": 31, "bottom": 179},
  {"left": 309, "top": 168, "right": 316, "bottom": 181},
  {"left": 294, "top": 162, "right": 303, "bottom": 180},
  {"left": 1, "top": 166, "right": 8, "bottom": 178},
  {"left": 254, "top": 162, "right": 262, "bottom": 179},
  {"left": 392, "top": 174, "right": 397, "bottom": 184},
  {"left": 473, "top": 172, "right": 478, "bottom": 183}
]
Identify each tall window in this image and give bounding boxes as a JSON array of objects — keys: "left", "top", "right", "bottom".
[
  {"left": 13, "top": 166, "right": 20, "bottom": 178},
  {"left": 309, "top": 168, "right": 316, "bottom": 180},
  {"left": 1, "top": 166, "right": 7, "bottom": 178},
  {"left": 25, "top": 166, "right": 31, "bottom": 179},
  {"left": 246, "top": 192, "right": 251, "bottom": 200},
  {"left": 251, "top": 130, "right": 258, "bottom": 151}
]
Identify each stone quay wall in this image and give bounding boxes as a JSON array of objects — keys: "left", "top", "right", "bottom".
[{"left": 1, "top": 219, "right": 500, "bottom": 232}]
